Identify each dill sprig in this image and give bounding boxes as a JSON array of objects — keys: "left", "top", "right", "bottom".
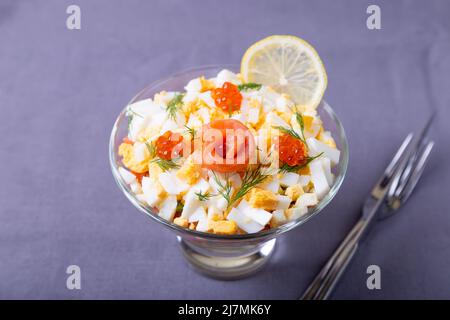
[
  {"left": 195, "top": 191, "right": 216, "bottom": 202},
  {"left": 272, "top": 125, "right": 303, "bottom": 141},
  {"left": 230, "top": 164, "right": 271, "bottom": 207},
  {"left": 166, "top": 93, "right": 185, "bottom": 120},
  {"left": 212, "top": 165, "right": 271, "bottom": 209},
  {"left": 238, "top": 83, "right": 262, "bottom": 91},
  {"left": 184, "top": 125, "right": 197, "bottom": 139},
  {"left": 211, "top": 171, "right": 233, "bottom": 206},
  {"left": 278, "top": 152, "right": 324, "bottom": 173},
  {"left": 150, "top": 157, "right": 180, "bottom": 171},
  {"left": 144, "top": 141, "right": 156, "bottom": 158},
  {"left": 126, "top": 107, "right": 144, "bottom": 130}
]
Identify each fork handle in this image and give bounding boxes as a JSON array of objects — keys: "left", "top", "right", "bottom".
[{"left": 301, "top": 218, "right": 367, "bottom": 300}]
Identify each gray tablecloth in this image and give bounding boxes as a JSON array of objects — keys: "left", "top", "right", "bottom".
[{"left": 1, "top": 0, "right": 449, "bottom": 299}]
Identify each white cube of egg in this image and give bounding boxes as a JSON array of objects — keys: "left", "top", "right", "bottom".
[
  {"left": 247, "top": 107, "right": 260, "bottom": 125},
  {"left": 298, "top": 175, "right": 311, "bottom": 187},
  {"left": 183, "top": 91, "right": 199, "bottom": 104},
  {"left": 149, "top": 112, "right": 168, "bottom": 130},
  {"left": 296, "top": 193, "right": 318, "bottom": 207},
  {"left": 276, "top": 195, "right": 291, "bottom": 210},
  {"left": 132, "top": 142, "right": 148, "bottom": 163},
  {"left": 187, "top": 114, "right": 203, "bottom": 128},
  {"left": 321, "top": 157, "right": 334, "bottom": 186},
  {"left": 127, "top": 98, "right": 155, "bottom": 118},
  {"left": 141, "top": 177, "right": 162, "bottom": 207},
  {"left": 309, "top": 159, "right": 331, "bottom": 199},
  {"left": 207, "top": 206, "right": 224, "bottom": 220},
  {"left": 231, "top": 113, "right": 247, "bottom": 123},
  {"left": 267, "top": 112, "right": 289, "bottom": 128},
  {"left": 215, "top": 69, "right": 240, "bottom": 86},
  {"left": 158, "top": 171, "right": 189, "bottom": 195},
  {"left": 227, "top": 208, "right": 265, "bottom": 234},
  {"left": 129, "top": 181, "right": 142, "bottom": 194},
  {"left": 307, "top": 137, "right": 340, "bottom": 166},
  {"left": 237, "top": 200, "right": 272, "bottom": 226},
  {"left": 263, "top": 179, "right": 280, "bottom": 193},
  {"left": 261, "top": 87, "right": 281, "bottom": 112},
  {"left": 185, "top": 78, "right": 202, "bottom": 92},
  {"left": 208, "top": 196, "right": 228, "bottom": 212},
  {"left": 158, "top": 195, "right": 177, "bottom": 221},
  {"left": 118, "top": 167, "right": 136, "bottom": 184},
  {"left": 196, "top": 213, "right": 210, "bottom": 232},
  {"left": 276, "top": 95, "right": 293, "bottom": 112},
  {"left": 192, "top": 178, "right": 210, "bottom": 194},
  {"left": 271, "top": 209, "right": 287, "bottom": 227},
  {"left": 197, "top": 108, "right": 211, "bottom": 124},
  {"left": 286, "top": 206, "right": 308, "bottom": 221},
  {"left": 198, "top": 91, "right": 215, "bottom": 108},
  {"left": 279, "top": 172, "right": 300, "bottom": 187},
  {"left": 188, "top": 206, "right": 207, "bottom": 223},
  {"left": 181, "top": 191, "right": 201, "bottom": 218},
  {"left": 160, "top": 119, "right": 179, "bottom": 135},
  {"left": 136, "top": 194, "right": 147, "bottom": 203}
]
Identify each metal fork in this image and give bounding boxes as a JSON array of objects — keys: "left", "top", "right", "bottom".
[{"left": 301, "top": 114, "right": 435, "bottom": 300}]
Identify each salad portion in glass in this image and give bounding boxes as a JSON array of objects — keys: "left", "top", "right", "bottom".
[{"left": 110, "top": 36, "right": 348, "bottom": 278}]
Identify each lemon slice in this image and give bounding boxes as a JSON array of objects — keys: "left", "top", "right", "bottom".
[{"left": 241, "top": 35, "right": 327, "bottom": 108}]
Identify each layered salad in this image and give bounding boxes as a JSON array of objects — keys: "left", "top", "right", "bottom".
[{"left": 116, "top": 35, "right": 340, "bottom": 235}]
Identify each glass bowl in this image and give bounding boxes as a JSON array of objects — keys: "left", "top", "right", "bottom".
[{"left": 109, "top": 65, "right": 349, "bottom": 279}]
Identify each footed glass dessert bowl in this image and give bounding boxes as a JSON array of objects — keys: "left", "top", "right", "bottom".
[{"left": 109, "top": 65, "right": 348, "bottom": 279}]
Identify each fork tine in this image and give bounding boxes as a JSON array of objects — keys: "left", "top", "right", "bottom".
[{"left": 394, "top": 141, "right": 434, "bottom": 207}]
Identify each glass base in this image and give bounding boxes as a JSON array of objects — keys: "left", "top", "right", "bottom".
[{"left": 177, "top": 236, "right": 276, "bottom": 280}]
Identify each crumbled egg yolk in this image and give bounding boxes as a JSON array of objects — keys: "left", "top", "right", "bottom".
[
  {"left": 118, "top": 143, "right": 148, "bottom": 173},
  {"left": 245, "top": 187, "right": 278, "bottom": 211},
  {"left": 285, "top": 184, "right": 304, "bottom": 201},
  {"left": 176, "top": 157, "right": 202, "bottom": 185},
  {"left": 212, "top": 220, "right": 238, "bottom": 235},
  {"left": 174, "top": 217, "right": 189, "bottom": 228},
  {"left": 200, "top": 76, "right": 216, "bottom": 92}
]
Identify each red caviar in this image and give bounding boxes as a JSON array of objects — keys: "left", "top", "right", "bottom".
[
  {"left": 211, "top": 82, "right": 242, "bottom": 114},
  {"left": 155, "top": 131, "right": 184, "bottom": 160},
  {"left": 278, "top": 134, "right": 307, "bottom": 167}
]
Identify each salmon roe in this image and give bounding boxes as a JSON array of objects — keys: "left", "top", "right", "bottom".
[
  {"left": 155, "top": 131, "right": 184, "bottom": 160},
  {"left": 211, "top": 82, "right": 242, "bottom": 114},
  {"left": 278, "top": 134, "right": 307, "bottom": 167}
]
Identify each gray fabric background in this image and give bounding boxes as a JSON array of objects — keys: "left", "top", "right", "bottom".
[{"left": 0, "top": 0, "right": 449, "bottom": 299}]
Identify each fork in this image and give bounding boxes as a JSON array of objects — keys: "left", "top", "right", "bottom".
[{"left": 301, "top": 114, "right": 435, "bottom": 300}]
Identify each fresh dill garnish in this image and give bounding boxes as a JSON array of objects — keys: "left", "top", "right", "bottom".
[
  {"left": 278, "top": 152, "right": 324, "bottom": 173},
  {"left": 144, "top": 141, "right": 156, "bottom": 158},
  {"left": 195, "top": 191, "right": 216, "bottom": 202},
  {"left": 294, "top": 110, "right": 307, "bottom": 143},
  {"left": 272, "top": 125, "right": 303, "bottom": 141},
  {"left": 211, "top": 165, "right": 271, "bottom": 209},
  {"left": 184, "top": 125, "right": 197, "bottom": 139},
  {"left": 211, "top": 171, "right": 233, "bottom": 206},
  {"left": 126, "top": 107, "right": 144, "bottom": 131},
  {"left": 150, "top": 157, "right": 180, "bottom": 171},
  {"left": 166, "top": 93, "right": 185, "bottom": 120},
  {"left": 238, "top": 83, "right": 262, "bottom": 91}
]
